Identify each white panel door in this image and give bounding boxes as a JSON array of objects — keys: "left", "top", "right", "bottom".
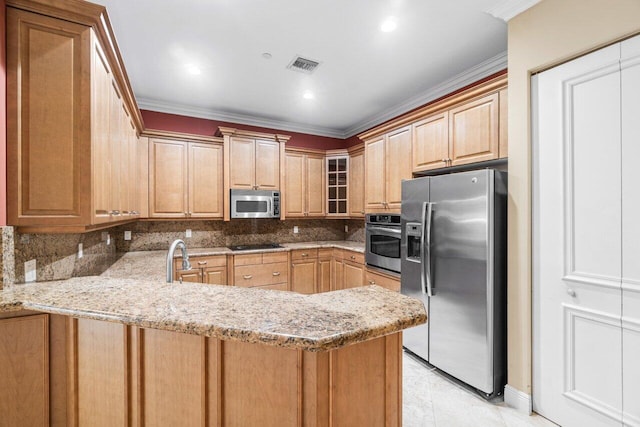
[
  {"left": 533, "top": 42, "right": 623, "bottom": 426},
  {"left": 621, "top": 35, "right": 640, "bottom": 427}
]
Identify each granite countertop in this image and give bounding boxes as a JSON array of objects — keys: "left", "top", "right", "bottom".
[
  {"left": 178, "top": 241, "right": 365, "bottom": 257},
  {"left": 0, "top": 277, "right": 426, "bottom": 351}
]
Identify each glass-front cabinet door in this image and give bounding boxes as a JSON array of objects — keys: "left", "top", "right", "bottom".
[{"left": 327, "top": 156, "right": 348, "bottom": 215}]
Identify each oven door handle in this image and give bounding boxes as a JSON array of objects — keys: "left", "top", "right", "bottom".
[{"left": 366, "top": 226, "right": 401, "bottom": 236}]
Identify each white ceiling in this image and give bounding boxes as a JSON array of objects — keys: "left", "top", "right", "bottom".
[{"left": 93, "top": 0, "right": 517, "bottom": 138}]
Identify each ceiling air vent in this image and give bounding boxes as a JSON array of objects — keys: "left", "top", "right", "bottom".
[{"left": 287, "top": 56, "right": 321, "bottom": 74}]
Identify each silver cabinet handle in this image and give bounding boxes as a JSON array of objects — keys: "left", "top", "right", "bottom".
[
  {"left": 301, "top": 253, "right": 308, "bottom": 257},
  {"left": 111, "top": 210, "right": 120, "bottom": 215},
  {"left": 369, "top": 280, "right": 376, "bottom": 285},
  {"left": 350, "top": 255, "right": 356, "bottom": 260},
  {"left": 197, "top": 261, "right": 207, "bottom": 266},
  {"left": 272, "top": 272, "right": 281, "bottom": 276},
  {"left": 243, "top": 275, "right": 253, "bottom": 280},
  {"left": 567, "top": 289, "right": 576, "bottom": 297}
]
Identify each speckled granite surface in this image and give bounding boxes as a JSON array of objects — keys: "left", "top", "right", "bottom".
[{"left": 0, "top": 277, "right": 426, "bottom": 351}]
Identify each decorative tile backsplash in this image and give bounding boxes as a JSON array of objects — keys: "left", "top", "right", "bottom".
[{"left": 7, "top": 219, "right": 365, "bottom": 284}]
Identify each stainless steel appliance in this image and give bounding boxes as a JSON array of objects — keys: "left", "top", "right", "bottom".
[
  {"left": 401, "top": 169, "right": 507, "bottom": 397},
  {"left": 365, "top": 213, "right": 401, "bottom": 274},
  {"left": 230, "top": 189, "right": 280, "bottom": 219}
]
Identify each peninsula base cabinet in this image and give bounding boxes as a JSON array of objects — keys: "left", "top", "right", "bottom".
[{"left": 0, "top": 312, "right": 402, "bottom": 426}]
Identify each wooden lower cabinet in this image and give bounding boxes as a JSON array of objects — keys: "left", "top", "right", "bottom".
[
  {"left": 1, "top": 313, "right": 402, "bottom": 426},
  {"left": 175, "top": 255, "right": 228, "bottom": 285},
  {"left": 365, "top": 268, "right": 401, "bottom": 292},
  {"left": 0, "top": 313, "right": 49, "bottom": 427},
  {"left": 333, "top": 249, "right": 366, "bottom": 290},
  {"left": 232, "top": 252, "right": 289, "bottom": 290}
]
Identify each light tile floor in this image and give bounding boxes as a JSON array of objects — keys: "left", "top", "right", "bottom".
[{"left": 403, "top": 352, "right": 558, "bottom": 427}]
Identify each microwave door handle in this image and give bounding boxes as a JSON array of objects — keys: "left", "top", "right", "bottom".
[{"left": 267, "top": 198, "right": 272, "bottom": 215}]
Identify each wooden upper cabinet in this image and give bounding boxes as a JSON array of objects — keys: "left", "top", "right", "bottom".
[
  {"left": 285, "top": 150, "right": 325, "bottom": 218},
  {"left": 255, "top": 140, "right": 280, "bottom": 190},
  {"left": 6, "top": 5, "right": 143, "bottom": 232},
  {"left": 348, "top": 148, "right": 364, "bottom": 218},
  {"left": 364, "top": 136, "right": 386, "bottom": 212},
  {"left": 189, "top": 143, "right": 223, "bottom": 218},
  {"left": 149, "top": 137, "right": 223, "bottom": 219},
  {"left": 499, "top": 88, "right": 508, "bottom": 158},
  {"left": 229, "top": 137, "right": 256, "bottom": 190},
  {"left": 412, "top": 112, "right": 449, "bottom": 172},
  {"left": 449, "top": 93, "right": 499, "bottom": 167},
  {"left": 385, "top": 126, "right": 412, "bottom": 210},
  {"left": 7, "top": 8, "right": 91, "bottom": 227},
  {"left": 229, "top": 136, "right": 281, "bottom": 190},
  {"left": 364, "top": 126, "right": 411, "bottom": 212}
]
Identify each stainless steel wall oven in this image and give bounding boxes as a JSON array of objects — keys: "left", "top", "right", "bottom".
[{"left": 365, "top": 213, "right": 401, "bottom": 274}]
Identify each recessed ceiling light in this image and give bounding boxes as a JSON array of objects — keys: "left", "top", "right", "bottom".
[
  {"left": 380, "top": 17, "right": 397, "bottom": 33},
  {"left": 185, "top": 64, "right": 201, "bottom": 75},
  {"left": 262, "top": 52, "right": 272, "bottom": 59},
  {"left": 303, "top": 91, "right": 314, "bottom": 100}
]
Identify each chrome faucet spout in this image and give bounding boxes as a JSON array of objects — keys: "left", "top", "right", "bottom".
[{"left": 166, "top": 239, "right": 191, "bottom": 283}]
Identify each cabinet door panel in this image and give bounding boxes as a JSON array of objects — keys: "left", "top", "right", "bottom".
[
  {"left": 449, "top": 93, "right": 499, "bottom": 166},
  {"left": 291, "top": 260, "right": 318, "bottom": 294},
  {"left": 318, "top": 258, "right": 332, "bottom": 293},
  {"left": 365, "top": 137, "right": 386, "bottom": 211},
  {"left": 285, "top": 152, "right": 305, "bottom": 217},
  {"left": 0, "top": 315, "right": 48, "bottom": 427},
  {"left": 149, "top": 139, "right": 187, "bottom": 217},
  {"left": 109, "top": 84, "right": 123, "bottom": 217},
  {"left": 189, "top": 143, "right": 223, "bottom": 218},
  {"left": 385, "top": 126, "right": 412, "bottom": 210},
  {"left": 7, "top": 9, "right": 91, "bottom": 225},
  {"left": 348, "top": 151, "right": 364, "bottom": 217},
  {"left": 204, "top": 267, "right": 227, "bottom": 286},
  {"left": 307, "top": 155, "right": 325, "bottom": 216},
  {"left": 412, "top": 113, "right": 449, "bottom": 172},
  {"left": 343, "top": 261, "right": 364, "bottom": 289},
  {"left": 91, "top": 39, "right": 112, "bottom": 224},
  {"left": 255, "top": 139, "right": 280, "bottom": 189},
  {"left": 229, "top": 137, "right": 256, "bottom": 189}
]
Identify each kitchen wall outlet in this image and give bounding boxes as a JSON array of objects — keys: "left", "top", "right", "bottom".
[
  {"left": 185, "top": 229, "right": 192, "bottom": 238},
  {"left": 101, "top": 231, "right": 109, "bottom": 241},
  {"left": 293, "top": 226, "right": 299, "bottom": 234},
  {"left": 344, "top": 225, "right": 349, "bottom": 232},
  {"left": 78, "top": 243, "right": 83, "bottom": 258},
  {"left": 106, "top": 233, "right": 111, "bottom": 245},
  {"left": 124, "top": 230, "right": 132, "bottom": 241},
  {"left": 25, "top": 260, "right": 36, "bottom": 283}
]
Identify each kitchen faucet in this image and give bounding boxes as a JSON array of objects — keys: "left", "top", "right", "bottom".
[{"left": 166, "top": 239, "right": 192, "bottom": 283}]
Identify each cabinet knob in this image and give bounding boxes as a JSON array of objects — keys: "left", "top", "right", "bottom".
[
  {"left": 272, "top": 272, "right": 281, "bottom": 276},
  {"left": 567, "top": 288, "right": 576, "bottom": 297},
  {"left": 301, "top": 253, "right": 308, "bottom": 257},
  {"left": 350, "top": 255, "right": 356, "bottom": 260},
  {"left": 197, "top": 261, "right": 207, "bottom": 266},
  {"left": 369, "top": 280, "right": 376, "bottom": 285},
  {"left": 110, "top": 210, "right": 120, "bottom": 215},
  {"left": 243, "top": 275, "right": 253, "bottom": 280}
]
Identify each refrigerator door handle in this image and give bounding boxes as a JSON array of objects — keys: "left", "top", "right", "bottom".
[{"left": 424, "top": 202, "right": 434, "bottom": 296}]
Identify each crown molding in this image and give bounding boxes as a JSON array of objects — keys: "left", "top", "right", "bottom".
[
  {"left": 486, "top": 0, "right": 541, "bottom": 22},
  {"left": 342, "top": 50, "right": 508, "bottom": 138},
  {"left": 136, "top": 98, "right": 346, "bottom": 139},
  {"left": 139, "top": 51, "right": 507, "bottom": 140}
]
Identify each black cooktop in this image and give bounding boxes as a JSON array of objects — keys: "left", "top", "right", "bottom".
[{"left": 227, "top": 243, "right": 282, "bottom": 251}]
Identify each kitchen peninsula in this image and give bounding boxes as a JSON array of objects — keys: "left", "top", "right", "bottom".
[{"left": 0, "top": 269, "right": 425, "bottom": 426}]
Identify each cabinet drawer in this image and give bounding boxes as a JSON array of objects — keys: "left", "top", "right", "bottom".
[
  {"left": 365, "top": 270, "right": 400, "bottom": 292},
  {"left": 343, "top": 250, "right": 364, "bottom": 265},
  {"left": 234, "top": 262, "right": 288, "bottom": 287},
  {"left": 262, "top": 251, "right": 288, "bottom": 264},
  {"left": 291, "top": 248, "right": 318, "bottom": 261},
  {"left": 318, "top": 248, "right": 333, "bottom": 259},
  {"left": 191, "top": 255, "right": 226, "bottom": 268},
  {"left": 233, "top": 253, "right": 264, "bottom": 266}
]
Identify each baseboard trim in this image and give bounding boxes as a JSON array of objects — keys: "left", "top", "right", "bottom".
[{"left": 504, "top": 385, "right": 532, "bottom": 414}]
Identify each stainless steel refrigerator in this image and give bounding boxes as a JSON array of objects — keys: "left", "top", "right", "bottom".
[{"left": 401, "top": 169, "right": 507, "bottom": 397}]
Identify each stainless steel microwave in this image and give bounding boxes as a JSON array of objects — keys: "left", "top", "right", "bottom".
[{"left": 230, "top": 189, "right": 280, "bottom": 219}]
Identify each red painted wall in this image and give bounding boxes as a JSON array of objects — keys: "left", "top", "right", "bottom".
[
  {"left": 1, "top": 0, "right": 7, "bottom": 226},
  {"left": 141, "top": 110, "right": 348, "bottom": 150}
]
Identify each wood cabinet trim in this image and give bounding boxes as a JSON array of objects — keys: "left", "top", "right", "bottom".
[
  {"left": 142, "top": 128, "right": 223, "bottom": 145},
  {"left": 358, "top": 72, "right": 507, "bottom": 141}
]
